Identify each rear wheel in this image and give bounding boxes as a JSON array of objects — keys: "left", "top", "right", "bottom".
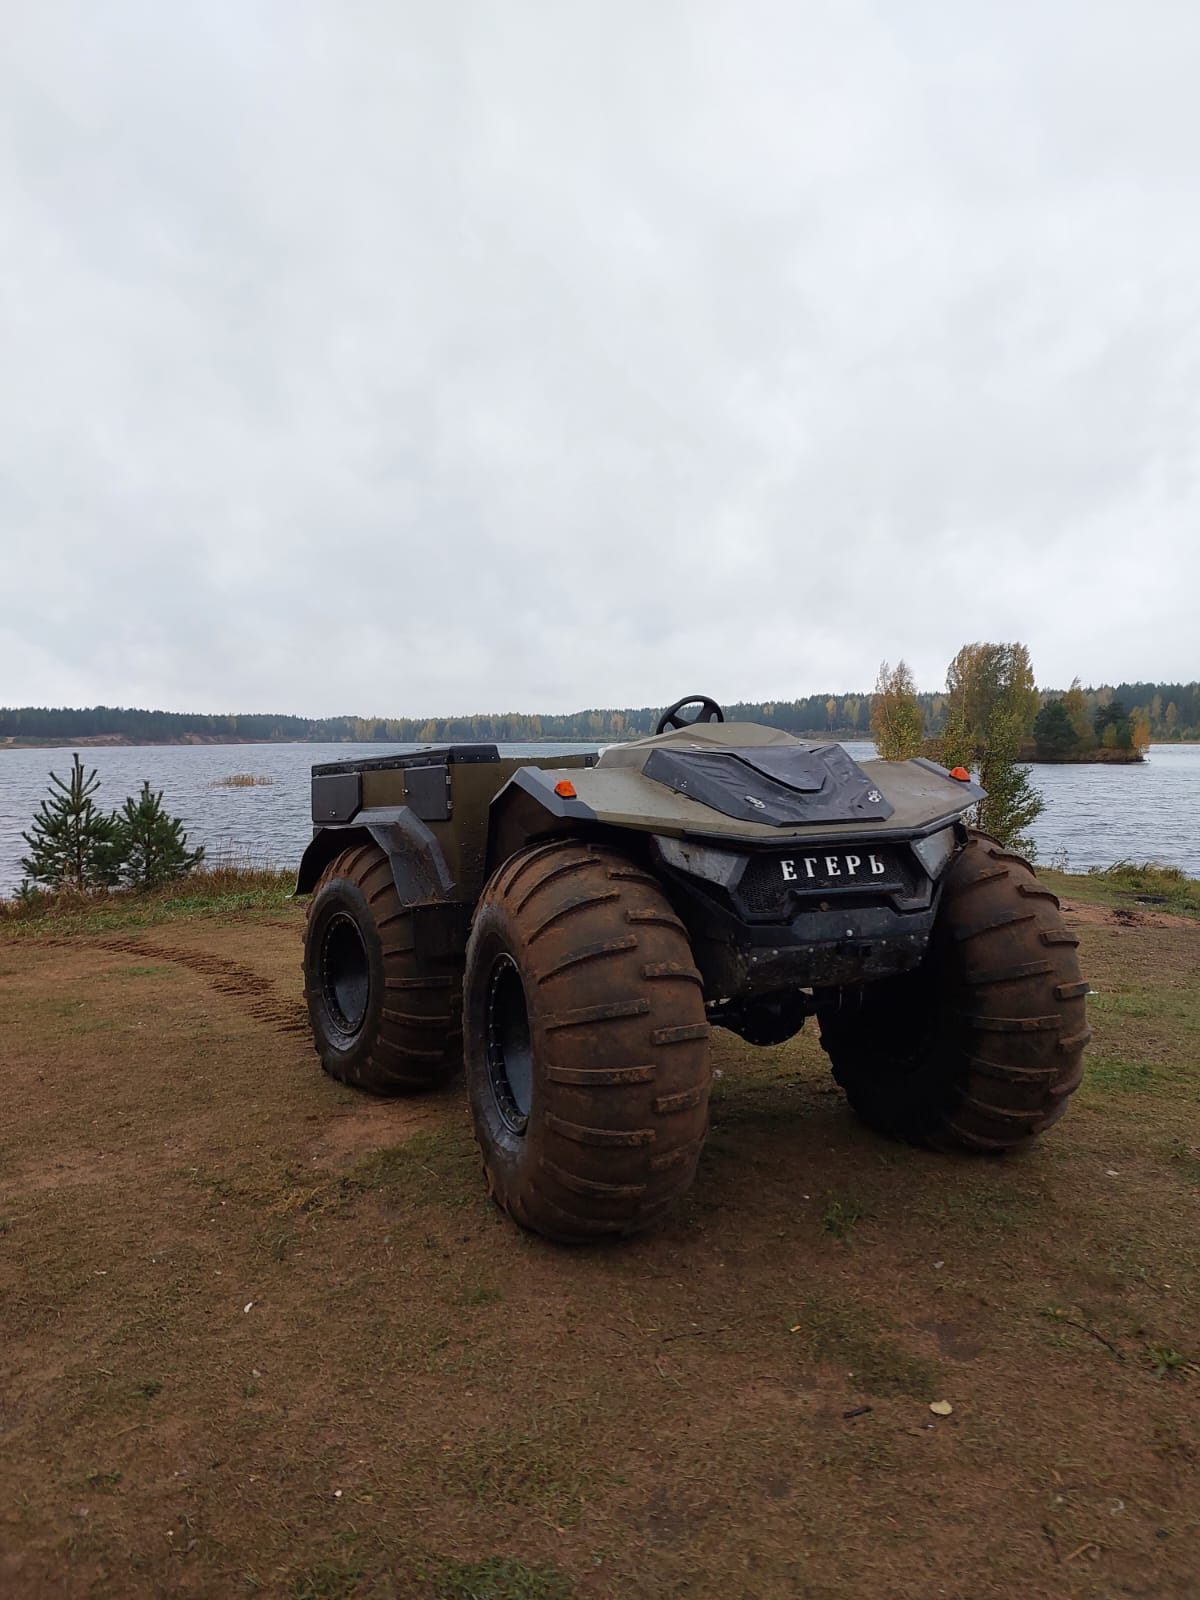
[
  {"left": 464, "top": 840, "right": 712, "bottom": 1242},
  {"left": 818, "top": 832, "right": 1090, "bottom": 1150},
  {"left": 303, "top": 842, "right": 462, "bottom": 1093}
]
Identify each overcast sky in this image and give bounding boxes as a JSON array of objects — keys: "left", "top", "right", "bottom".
[{"left": 1, "top": 2, "right": 1197, "bottom": 718}]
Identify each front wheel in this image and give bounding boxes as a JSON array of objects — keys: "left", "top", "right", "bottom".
[
  {"left": 818, "top": 832, "right": 1090, "bottom": 1151},
  {"left": 464, "top": 841, "right": 712, "bottom": 1243}
]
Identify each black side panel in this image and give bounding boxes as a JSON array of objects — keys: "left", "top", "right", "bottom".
[
  {"left": 643, "top": 744, "right": 894, "bottom": 827},
  {"left": 311, "top": 771, "right": 362, "bottom": 824},
  {"left": 404, "top": 763, "right": 451, "bottom": 822}
]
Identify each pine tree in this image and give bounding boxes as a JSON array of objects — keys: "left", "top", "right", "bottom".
[
  {"left": 19, "top": 753, "right": 121, "bottom": 891},
  {"left": 870, "top": 660, "right": 924, "bottom": 760},
  {"left": 1093, "top": 699, "right": 1134, "bottom": 750},
  {"left": 1032, "top": 699, "right": 1079, "bottom": 759},
  {"left": 113, "top": 781, "right": 204, "bottom": 889}
]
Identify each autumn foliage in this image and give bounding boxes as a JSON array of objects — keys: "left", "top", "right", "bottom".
[{"left": 870, "top": 660, "right": 924, "bottom": 760}]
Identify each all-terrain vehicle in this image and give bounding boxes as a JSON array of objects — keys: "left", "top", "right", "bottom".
[{"left": 297, "top": 696, "right": 1088, "bottom": 1243}]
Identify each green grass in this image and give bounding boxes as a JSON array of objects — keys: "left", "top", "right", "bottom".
[
  {"left": 1146, "top": 1346, "right": 1192, "bottom": 1379},
  {"left": 1083, "top": 1055, "right": 1155, "bottom": 1092},
  {"left": 820, "top": 1193, "right": 871, "bottom": 1238},
  {"left": 1088, "top": 859, "right": 1200, "bottom": 905},
  {"left": 1039, "top": 860, "right": 1200, "bottom": 919},
  {"left": 342, "top": 1127, "right": 479, "bottom": 1214},
  {"left": 423, "top": 1556, "right": 573, "bottom": 1600},
  {"left": 0, "top": 867, "right": 295, "bottom": 935},
  {"left": 84, "top": 1469, "right": 123, "bottom": 1493}
]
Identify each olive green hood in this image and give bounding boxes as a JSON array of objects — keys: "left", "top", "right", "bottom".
[{"left": 501, "top": 721, "right": 983, "bottom": 846}]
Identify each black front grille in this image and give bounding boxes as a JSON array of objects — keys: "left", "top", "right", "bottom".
[{"left": 738, "top": 846, "right": 915, "bottom": 916}]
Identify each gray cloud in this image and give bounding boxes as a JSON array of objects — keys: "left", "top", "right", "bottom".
[{"left": 2, "top": 0, "right": 1197, "bottom": 716}]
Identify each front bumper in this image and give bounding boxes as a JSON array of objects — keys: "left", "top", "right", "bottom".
[{"left": 650, "top": 831, "right": 958, "bottom": 998}]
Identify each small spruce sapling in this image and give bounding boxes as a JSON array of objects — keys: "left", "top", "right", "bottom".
[
  {"left": 113, "top": 781, "right": 204, "bottom": 889},
  {"left": 19, "top": 753, "right": 122, "bottom": 891}
]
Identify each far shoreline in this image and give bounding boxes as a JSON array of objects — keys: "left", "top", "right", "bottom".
[
  {"left": 2, "top": 735, "right": 1197, "bottom": 754},
  {"left": 0, "top": 735, "right": 607, "bottom": 751}
]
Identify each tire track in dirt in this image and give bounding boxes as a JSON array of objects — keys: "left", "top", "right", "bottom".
[{"left": 97, "top": 934, "right": 311, "bottom": 1038}]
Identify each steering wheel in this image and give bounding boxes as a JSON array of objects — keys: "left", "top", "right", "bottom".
[{"left": 655, "top": 695, "right": 726, "bottom": 735}]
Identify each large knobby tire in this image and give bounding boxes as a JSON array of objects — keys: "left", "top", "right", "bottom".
[
  {"left": 819, "top": 832, "right": 1090, "bottom": 1151},
  {"left": 464, "top": 840, "right": 712, "bottom": 1243},
  {"left": 303, "top": 842, "right": 462, "bottom": 1093}
]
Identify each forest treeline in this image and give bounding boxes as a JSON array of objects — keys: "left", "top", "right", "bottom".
[{"left": 2, "top": 681, "right": 1197, "bottom": 745}]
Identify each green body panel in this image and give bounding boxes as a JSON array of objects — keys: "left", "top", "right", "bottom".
[{"left": 359, "top": 753, "right": 594, "bottom": 900}]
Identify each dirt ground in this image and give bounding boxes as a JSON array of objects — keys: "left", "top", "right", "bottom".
[{"left": 1, "top": 895, "right": 1197, "bottom": 1599}]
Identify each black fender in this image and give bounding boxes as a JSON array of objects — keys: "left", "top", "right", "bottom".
[
  {"left": 295, "top": 807, "right": 455, "bottom": 900},
  {"left": 296, "top": 808, "right": 471, "bottom": 970},
  {"left": 485, "top": 769, "right": 598, "bottom": 878}
]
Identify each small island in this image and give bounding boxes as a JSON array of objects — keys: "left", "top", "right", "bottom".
[{"left": 1028, "top": 691, "right": 1147, "bottom": 764}]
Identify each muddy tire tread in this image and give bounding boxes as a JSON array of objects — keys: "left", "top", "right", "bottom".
[
  {"left": 821, "top": 831, "right": 1088, "bottom": 1152},
  {"left": 464, "top": 841, "right": 711, "bottom": 1243},
  {"left": 303, "top": 844, "right": 461, "bottom": 1094}
]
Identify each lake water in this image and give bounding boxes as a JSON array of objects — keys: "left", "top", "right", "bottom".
[{"left": 0, "top": 740, "right": 1196, "bottom": 896}]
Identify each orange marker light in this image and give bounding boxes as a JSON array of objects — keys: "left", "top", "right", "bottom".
[
  {"left": 950, "top": 766, "right": 971, "bottom": 782},
  {"left": 554, "top": 779, "right": 577, "bottom": 798}
]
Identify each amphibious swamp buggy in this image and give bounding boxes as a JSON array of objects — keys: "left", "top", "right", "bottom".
[{"left": 297, "top": 696, "right": 1089, "bottom": 1243}]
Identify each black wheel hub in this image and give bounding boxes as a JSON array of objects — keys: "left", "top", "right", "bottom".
[
  {"left": 485, "top": 953, "right": 533, "bottom": 1135},
  {"left": 320, "top": 912, "right": 370, "bottom": 1035}
]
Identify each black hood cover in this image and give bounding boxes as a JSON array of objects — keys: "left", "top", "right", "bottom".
[{"left": 643, "top": 743, "right": 894, "bottom": 827}]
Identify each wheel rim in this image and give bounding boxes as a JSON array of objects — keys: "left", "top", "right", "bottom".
[
  {"left": 485, "top": 953, "right": 533, "bottom": 1135},
  {"left": 321, "top": 912, "right": 370, "bottom": 1035}
]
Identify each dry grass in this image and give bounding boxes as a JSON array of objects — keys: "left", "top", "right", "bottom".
[
  {"left": 1, "top": 875, "right": 1198, "bottom": 1597},
  {"left": 1039, "top": 861, "right": 1200, "bottom": 921},
  {"left": 1083, "top": 860, "right": 1200, "bottom": 917},
  {"left": 0, "top": 866, "right": 293, "bottom": 936},
  {"left": 212, "top": 773, "right": 276, "bottom": 787}
]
